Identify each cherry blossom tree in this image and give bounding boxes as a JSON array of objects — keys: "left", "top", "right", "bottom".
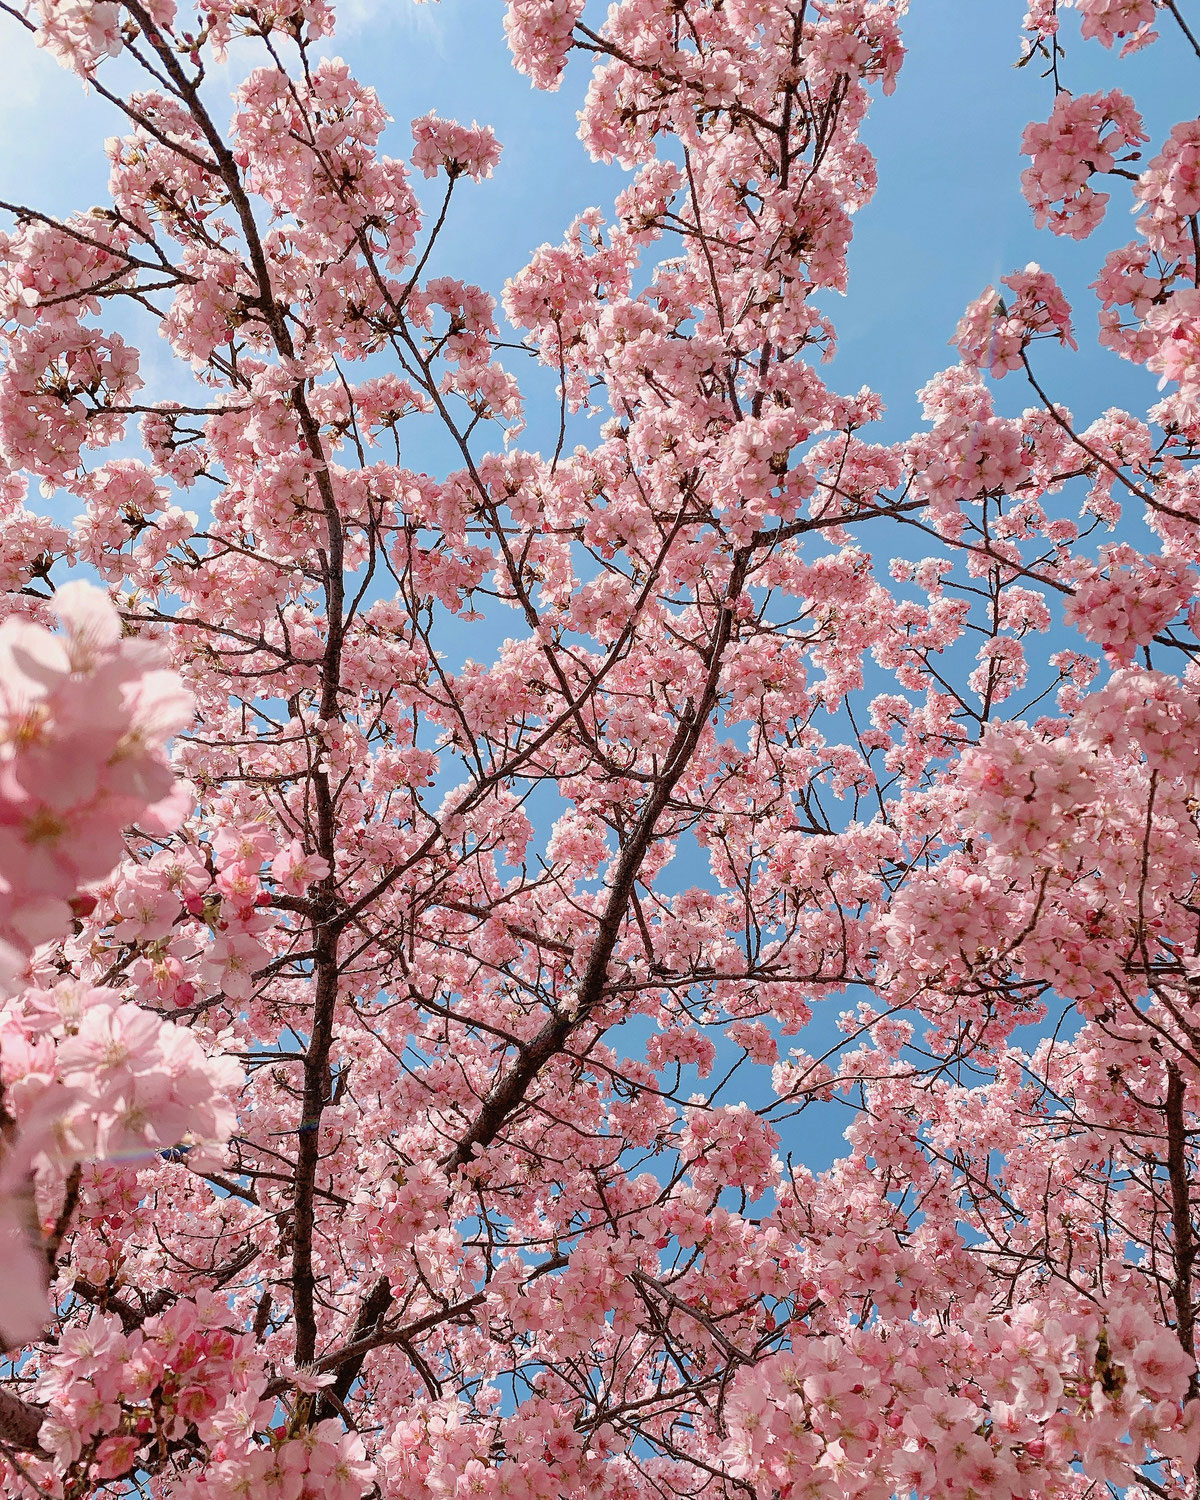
[{"left": 0, "top": 0, "right": 1199, "bottom": 1497}]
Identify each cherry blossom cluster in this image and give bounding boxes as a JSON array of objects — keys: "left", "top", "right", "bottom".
[
  {"left": 1064, "top": 544, "right": 1196, "bottom": 660},
  {"left": 503, "top": 0, "right": 585, "bottom": 89},
  {"left": 28, "top": 0, "right": 124, "bottom": 74},
  {"left": 0, "top": 582, "right": 191, "bottom": 980},
  {"left": 724, "top": 1300, "right": 1199, "bottom": 1500},
  {"left": 1075, "top": 0, "right": 1159, "bottom": 50},
  {"left": 1020, "top": 88, "right": 1147, "bottom": 238},
  {"left": 411, "top": 113, "right": 502, "bottom": 182},
  {"left": 29, "top": 1297, "right": 368, "bottom": 1500},
  {"left": 0, "top": 580, "right": 244, "bottom": 1357},
  {"left": 955, "top": 263, "right": 1076, "bottom": 375}
]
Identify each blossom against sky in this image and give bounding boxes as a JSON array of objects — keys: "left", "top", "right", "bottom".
[{"left": 2, "top": 0, "right": 1194, "bottom": 455}]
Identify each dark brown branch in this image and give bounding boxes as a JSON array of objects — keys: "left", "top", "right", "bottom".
[
  {"left": 0, "top": 1389, "right": 44, "bottom": 1456},
  {"left": 1166, "top": 1062, "right": 1197, "bottom": 1377}
]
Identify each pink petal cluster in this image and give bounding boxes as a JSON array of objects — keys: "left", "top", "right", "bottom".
[
  {"left": 0, "top": 980, "right": 241, "bottom": 1345},
  {"left": 29, "top": 0, "right": 125, "bottom": 75},
  {"left": 955, "top": 263, "right": 1077, "bottom": 375},
  {"left": 1076, "top": 0, "right": 1159, "bottom": 49},
  {"left": 1020, "top": 89, "right": 1147, "bottom": 238},
  {"left": 32, "top": 1296, "right": 367, "bottom": 1500},
  {"left": 724, "top": 1306, "right": 1198, "bottom": 1500},
  {"left": 503, "top": 0, "right": 586, "bottom": 89},
  {"left": 411, "top": 114, "right": 502, "bottom": 183},
  {"left": 1065, "top": 545, "right": 1197, "bottom": 660},
  {"left": 0, "top": 583, "right": 192, "bottom": 980}
]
